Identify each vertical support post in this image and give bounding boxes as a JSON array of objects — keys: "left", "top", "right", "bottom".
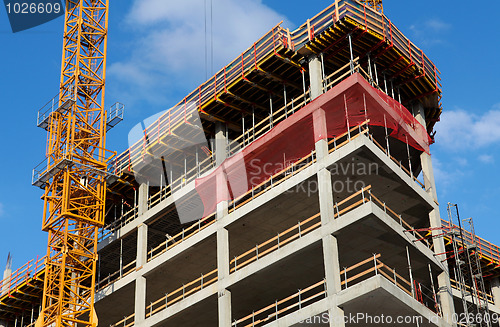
[
  {"left": 308, "top": 55, "right": 324, "bottom": 100},
  {"left": 348, "top": 34, "right": 354, "bottom": 74},
  {"left": 135, "top": 222, "right": 148, "bottom": 323},
  {"left": 137, "top": 223, "right": 148, "bottom": 268},
  {"left": 218, "top": 289, "right": 231, "bottom": 327},
  {"left": 406, "top": 246, "right": 414, "bottom": 298},
  {"left": 138, "top": 183, "right": 148, "bottom": 216},
  {"left": 313, "top": 106, "right": 345, "bottom": 326},
  {"left": 135, "top": 276, "right": 147, "bottom": 324},
  {"left": 217, "top": 227, "right": 231, "bottom": 326},
  {"left": 215, "top": 122, "right": 229, "bottom": 218},
  {"left": 269, "top": 94, "right": 273, "bottom": 129},
  {"left": 413, "top": 102, "right": 456, "bottom": 323}
]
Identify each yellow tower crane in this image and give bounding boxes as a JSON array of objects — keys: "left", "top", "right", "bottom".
[{"left": 32, "top": 0, "right": 119, "bottom": 326}]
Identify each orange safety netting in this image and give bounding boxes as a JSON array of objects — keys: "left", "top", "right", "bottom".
[{"left": 195, "top": 73, "right": 431, "bottom": 217}]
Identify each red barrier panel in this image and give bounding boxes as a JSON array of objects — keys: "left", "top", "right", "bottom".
[{"left": 195, "top": 73, "right": 431, "bottom": 217}]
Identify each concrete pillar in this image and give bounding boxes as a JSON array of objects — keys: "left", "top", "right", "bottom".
[
  {"left": 136, "top": 223, "right": 148, "bottom": 268},
  {"left": 2, "top": 265, "right": 11, "bottom": 295},
  {"left": 215, "top": 122, "right": 227, "bottom": 166},
  {"left": 138, "top": 183, "right": 149, "bottom": 216},
  {"left": 215, "top": 122, "right": 229, "bottom": 219},
  {"left": 217, "top": 228, "right": 231, "bottom": 326},
  {"left": 135, "top": 223, "right": 148, "bottom": 323},
  {"left": 135, "top": 276, "right": 147, "bottom": 324},
  {"left": 217, "top": 228, "right": 230, "bottom": 279},
  {"left": 308, "top": 55, "right": 324, "bottom": 100},
  {"left": 491, "top": 277, "right": 500, "bottom": 308},
  {"left": 218, "top": 289, "right": 231, "bottom": 327},
  {"left": 413, "top": 102, "right": 455, "bottom": 323}
]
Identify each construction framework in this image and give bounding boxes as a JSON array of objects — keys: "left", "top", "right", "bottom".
[{"left": 2, "top": 1, "right": 500, "bottom": 327}]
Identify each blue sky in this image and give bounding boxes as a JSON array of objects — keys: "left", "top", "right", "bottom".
[{"left": 0, "top": 0, "right": 499, "bottom": 270}]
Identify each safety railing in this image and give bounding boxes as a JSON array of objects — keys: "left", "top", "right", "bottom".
[
  {"left": 98, "top": 201, "right": 138, "bottom": 242},
  {"left": 367, "top": 132, "right": 425, "bottom": 189},
  {"left": 147, "top": 212, "right": 217, "bottom": 262},
  {"left": 232, "top": 280, "right": 327, "bottom": 327},
  {"left": 110, "top": 23, "right": 285, "bottom": 177},
  {"left": 441, "top": 220, "right": 500, "bottom": 266},
  {"left": 146, "top": 154, "right": 215, "bottom": 211},
  {"left": 96, "top": 259, "right": 137, "bottom": 291},
  {"left": 290, "top": 0, "right": 441, "bottom": 90},
  {"left": 232, "top": 254, "right": 438, "bottom": 327},
  {"left": 230, "top": 212, "right": 321, "bottom": 273},
  {"left": 144, "top": 268, "right": 218, "bottom": 319},
  {"left": 0, "top": 255, "right": 45, "bottom": 297},
  {"left": 36, "top": 89, "right": 76, "bottom": 130},
  {"left": 227, "top": 148, "right": 317, "bottom": 214},
  {"left": 109, "top": 313, "right": 135, "bottom": 327},
  {"left": 229, "top": 185, "right": 430, "bottom": 274},
  {"left": 226, "top": 88, "right": 311, "bottom": 156},
  {"left": 340, "top": 254, "right": 439, "bottom": 314},
  {"left": 449, "top": 278, "right": 494, "bottom": 305}
]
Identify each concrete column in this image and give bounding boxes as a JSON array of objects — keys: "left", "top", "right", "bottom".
[
  {"left": 2, "top": 265, "right": 11, "bottom": 295},
  {"left": 217, "top": 228, "right": 230, "bottom": 279},
  {"left": 136, "top": 223, "right": 148, "bottom": 268},
  {"left": 217, "top": 228, "right": 231, "bottom": 326},
  {"left": 135, "top": 223, "right": 148, "bottom": 324},
  {"left": 491, "top": 277, "right": 500, "bottom": 308},
  {"left": 413, "top": 102, "right": 455, "bottom": 323},
  {"left": 215, "top": 122, "right": 228, "bottom": 166},
  {"left": 138, "top": 183, "right": 149, "bottom": 216},
  {"left": 308, "top": 55, "right": 324, "bottom": 100},
  {"left": 135, "top": 276, "right": 147, "bottom": 324},
  {"left": 215, "top": 122, "right": 229, "bottom": 219},
  {"left": 218, "top": 289, "right": 231, "bottom": 327}
]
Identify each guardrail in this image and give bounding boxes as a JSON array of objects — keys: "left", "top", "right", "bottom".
[
  {"left": 449, "top": 278, "right": 494, "bottom": 305},
  {"left": 229, "top": 185, "right": 431, "bottom": 274},
  {"left": 232, "top": 254, "right": 438, "bottom": 327},
  {"left": 145, "top": 268, "right": 218, "bottom": 319},
  {"left": 0, "top": 255, "right": 45, "bottom": 297},
  {"left": 441, "top": 220, "right": 500, "bottom": 267}
]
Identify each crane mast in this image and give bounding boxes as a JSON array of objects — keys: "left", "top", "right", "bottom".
[{"left": 38, "top": 1, "right": 110, "bottom": 326}]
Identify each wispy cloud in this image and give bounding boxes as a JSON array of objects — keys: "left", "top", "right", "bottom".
[
  {"left": 435, "top": 105, "right": 500, "bottom": 150},
  {"left": 409, "top": 18, "right": 451, "bottom": 46},
  {"left": 107, "top": 0, "right": 288, "bottom": 110},
  {"left": 478, "top": 154, "right": 494, "bottom": 164}
]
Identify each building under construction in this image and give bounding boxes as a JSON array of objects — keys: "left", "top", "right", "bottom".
[{"left": 1, "top": 0, "right": 500, "bottom": 326}]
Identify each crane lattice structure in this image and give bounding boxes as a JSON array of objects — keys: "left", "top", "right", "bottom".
[
  {"left": 359, "top": 0, "right": 383, "bottom": 13},
  {"left": 447, "top": 203, "right": 491, "bottom": 327},
  {"left": 34, "top": 1, "right": 112, "bottom": 327}
]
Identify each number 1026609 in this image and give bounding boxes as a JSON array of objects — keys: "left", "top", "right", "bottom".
[{"left": 5, "top": 2, "right": 61, "bottom": 14}]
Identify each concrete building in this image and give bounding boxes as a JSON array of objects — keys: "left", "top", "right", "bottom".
[{"left": 2, "top": 1, "right": 500, "bottom": 327}]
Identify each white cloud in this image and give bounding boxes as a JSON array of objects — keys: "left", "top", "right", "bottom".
[
  {"left": 107, "top": 0, "right": 288, "bottom": 109},
  {"left": 409, "top": 18, "right": 451, "bottom": 46},
  {"left": 478, "top": 154, "right": 494, "bottom": 164},
  {"left": 424, "top": 19, "right": 451, "bottom": 32},
  {"left": 434, "top": 106, "right": 500, "bottom": 150}
]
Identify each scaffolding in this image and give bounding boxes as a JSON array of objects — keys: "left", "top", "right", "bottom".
[{"left": 447, "top": 203, "right": 492, "bottom": 327}]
